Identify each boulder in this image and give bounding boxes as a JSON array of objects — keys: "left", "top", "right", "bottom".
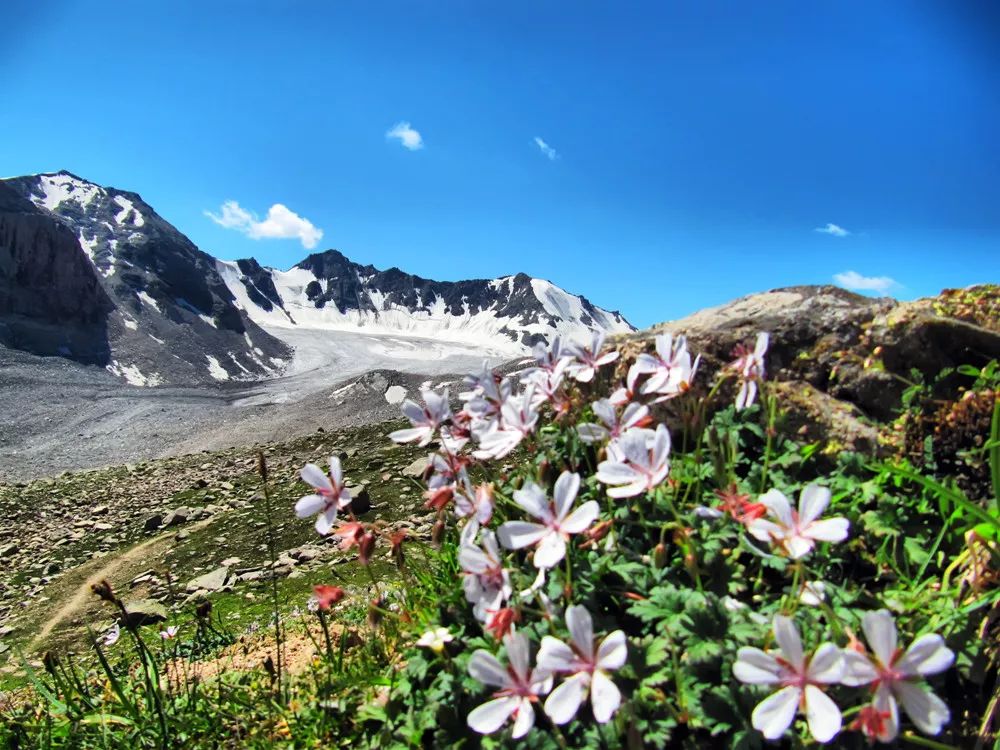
[
  {"left": 122, "top": 598, "right": 168, "bottom": 628},
  {"left": 185, "top": 566, "right": 229, "bottom": 594},
  {"left": 402, "top": 456, "right": 429, "bottom": 479},
  {"left": 346, "top": 483, "right": 372, "bottom": 515}
]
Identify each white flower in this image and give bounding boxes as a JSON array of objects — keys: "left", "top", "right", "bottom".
[
  {"left": 567, "top": 330, "right": 619, "bottom": 383},
  {"left": 159, "top": 625, "right": 179, "bottom": 641},
  {"left": 497, "top": 472, "right": 599, "bottom": 569},
  {"left": 459, "top": 529, "right": 513, "bottom": 621},
  {"left": 596, "top": 424, "right": 671, "bottom": 498},
  {"left": 306, "top": 596, "right": 320, "bottom": 613},
  {"left": 577, "top": 399, "right": 650, "bottom": 445},
  {"left": 731, "top": 332, "right": 769, "bottom": 410},
  {"left": 455, "top": 481, "right": 495, "bottom": 525},
  {"left": 467, "top": 633, "right": 552, "bottom": 739},
  {"left": 101, "top": 623, "right": 121, "bottom": 647},
  {"left": 537, "top": 605, "right": 627, "bottom": 724},
  {"left": 473, "top": 386, "right": 539, "bottom": 460},
  {"left": 734, "top": 615, "right": 844, "bottom": 743},
  {"left": 295, "top": 456, "right": 352, "bottom": 535},
  {"left": 632, "top": 333, "right": 699, "bottom": 401},
  {"left": 841, "top": 610, "right": 954, "bottom": 742},
  {"left": 800, "top": 580, "right": 827, "bottom": 606},
  {"left": 747, "top": 485, "right": 849, "bottom": 559},
  {"left": 389, "top": 387, "right": 451, "bottom": 446},
  {"left": 416, "top": 626, "right": 454, "bottom": 654}
]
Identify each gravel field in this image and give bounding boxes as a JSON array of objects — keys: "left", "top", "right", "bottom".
[{"left": 0, "top": 328, "right": 507, "bottom": 482}]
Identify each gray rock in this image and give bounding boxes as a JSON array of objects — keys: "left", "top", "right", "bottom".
[
  {"left": 402, "top": 456, "right": 429, "bottom": 479},
  {"left": 185, "top": 566, "right": 229, "bottom": 593},
  {"left": 122, "top": 598, "right": 168, "bottom": 627},
  {"left": 346, "top": 483, "right": 372, "bottom": 515}
]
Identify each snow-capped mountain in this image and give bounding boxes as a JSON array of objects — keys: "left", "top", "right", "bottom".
[
  {"left": 0, "top": 171, "right": 634, "bottom": 386},
  {"left": 1, "top": 171, "right": 290, "bottom": 385},
  {"left": 217, "top": 251, "right": 634, "bottom": 353}
]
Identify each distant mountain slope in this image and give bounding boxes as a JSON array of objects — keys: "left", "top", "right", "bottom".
[
  {"left": 218, "top": 250, "right": 634, "bottom": 351},
  {"left": 0, "top": 171, "right": 634, "bottom": 385},
  {"left": 0, "top": 172, "right": 288, "bottom": 385}
]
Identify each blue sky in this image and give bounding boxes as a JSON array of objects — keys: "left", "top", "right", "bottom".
[{"left": 2, "top": 1, "right": 998, "bottom": 328}]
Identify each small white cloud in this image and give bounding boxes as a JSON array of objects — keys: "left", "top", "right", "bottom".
[
  {"left": 833, "top": 270, "right": 899, "bottom": 295},
  {"left": 533, "top": 136, "right": 558, "bottom": 161},
  {"left": 386, "top": 121, "right": 424, "bottom": 151},
  {"left": 815, "top": 222, "right": 850, "bottom": 237},
  {"left": 205, "top": 200, "right": 323, "bottom": 249}
]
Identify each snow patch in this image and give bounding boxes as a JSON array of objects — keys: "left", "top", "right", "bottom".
[
  {"left": 205, "top": 355, "right": 230, "bottom": 381},
  {"left": 122, "top": 317, "right": 138, "bottom": 331},
  {"left": 106, "top": 360, "right": 162, "bottom": 387},
  {"left": 198, "top": 314, "right": 217, "bottom": 328},
  {"left": 113, "top": 195, "right": 144, "bottom": 226},
  {"left": 137, "top": 291, "right": 160, "bottom": 312},
  {"left": 32, "top": 174, "right": 102, "bottom": 212}
]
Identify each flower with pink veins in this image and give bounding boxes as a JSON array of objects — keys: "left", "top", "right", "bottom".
[
  {"left": 295, "top": 456, "right": 353, "bottom": 535},
  {"left": 632, "top": 333, "right": 700, "bottom": 401},
  {"left": 747, "top": 485, "right": 849, "bottom": 560},
  {"left": 389, "top": 387, "right": 451, "bottom": 446},
  {"left": 567, "top": 330, "right": 619, "bottom": 383},
  {"left": 497, "top": 472, "right": 599, "bottom": 569},
  {"left": 459, "top": 529, "right": 513, "bottom": 621},
  {"left": 734, "top": 615, "right": 845, "bottom": 743},
  {"left": 538, "top": 605, "right": 627, "bottom": 724},
  {"left": 730, "top": 331, "right": 769, "bottom": 410},
  {"left": 467, "top": 632, "right": 553, "bottom": 739},
  {"left": 473, "top": 385, "right": 539, "bottom": 460},
  {"left": 577, "top": 399, "right": 651, "bottom": 444},
  {"left": 456, "top": 481, "right": 495, "bottom": 525},
  {"left": 841, "top": 609, "right": 954, "bottom": 742},
  {"left": 596, "top": 424, "right": 671, "bottom": 498}
]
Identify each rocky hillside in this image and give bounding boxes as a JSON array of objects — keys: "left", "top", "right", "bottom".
[
  {"left": 1, "top": 172, "right": 291, "bottom": 386},
  {"left": 622, "top": 284, "right": 1000, "bottom": 473}
]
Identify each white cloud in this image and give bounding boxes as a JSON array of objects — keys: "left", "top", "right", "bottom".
[
  {"left": 815, "top": 222, "right": 850, "bottom": 237},
  {"left": 386, "top": 121, "right": 424, "bottom": 151},
  {"left": 205, "top": 200, "right": 323, "bottom": 249},
  {"left": 833, "top": 270, "right": 899, "bottom": 295},
  {"left": 533, "top": 136, "right": 558, "bottom": 161}
]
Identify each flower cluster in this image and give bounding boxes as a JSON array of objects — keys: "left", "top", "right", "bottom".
[
  {"left": 735, "top": 611, "right": 954, "bottom": 744},
  {"left": 289, "top": 327, "right": 956, "bottom": 744}
]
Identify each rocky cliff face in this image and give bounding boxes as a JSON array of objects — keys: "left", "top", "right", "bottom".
[
  {"left": 1, "top": 172, "right": 291, "bottom": 385},
  {"left": 0, "top": 183, "right": 114, "bottom": 364}
]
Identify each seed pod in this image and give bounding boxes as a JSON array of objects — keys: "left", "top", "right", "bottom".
[{"left": 652, "top": 542, "right": 669, "bottom": 569}]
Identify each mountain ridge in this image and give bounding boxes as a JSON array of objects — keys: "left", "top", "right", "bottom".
[{"left": 0, "top": 170, "right": 635, "bottom": 385}]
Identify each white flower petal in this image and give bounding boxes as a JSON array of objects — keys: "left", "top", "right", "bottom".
[
  {"left": 565, "top": 605, "right": 594, "bottom": 656},
  {"left": 733, "top": 647, "right": 783, "bottom": 684},
  {"left": 496, "top": 521, "right": 548, "bottom": 550},
  {"left": 532, "top": 531, "right": 567, "bottom": 569},
  {"left": 537, "top": 636, "right": 576, "bottom": 672},
  {"left": 894, "top": 680, "right": 950, "bottom": 735},
  {"left": 861, "top": 610, "right": 898, "bottom": 666},
  {"left": 553, "top": 471, "right": 581, "bottom": 519},
  {"left": 510, "top": 697, "right": 536, "bottom": 739},
  {"left": 299, "top": 463, "right": 332, "bottom": 492},
  {"left": 505, "top": 632, "right": 531, "bottom": 681},
  {"left": 468, "top": 696, "right": 519, "bottom": 735},
  {"left": 896, "top": 634, "right": 954, "bottom": 677},
  {"left": 773, "top": 616, "right": 804, "bottom": 670},
  {"left": 797, "top": 484, "right": 831, "bottom": 526},
  {"left": 328, "top": 456, "right": 343, "bottom": 486},
  {"left": 468, "top": 651, "right": 512, "bottom": 688},
  {"left": 560, "top": 501, "right": 599, "bottom": 535},
  {"left": 803, "top": 684, "right": 842, "bottom": 743},
  {"left": 807, "top": 643, "right": 844, "bottom": 684},
  {"left": 591, "top": 669, "right": 622, "bottom": 723},
  {"left": 752, "top": 685, "right": 800, "bottom": 740},
  {"left": 294, "top": 494, "right": 326, "bottom": 519},
  {"left": 596, "top": 630, "right": 628, "bottom": 671},
  {"left": 388, "top": 426, "right": 428, "bottom": 444},
  {"left": 804, "top": 517, "right": 850, "bottom": 544},
  {"left": 840, "top": 650, "right": 879, "bottom": 686},
  {"left": 760, "top": 489, "right": 794, "bottom": 527},
  {"left": 544, "top": 673, "right": 586, "bottom": 725}
]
